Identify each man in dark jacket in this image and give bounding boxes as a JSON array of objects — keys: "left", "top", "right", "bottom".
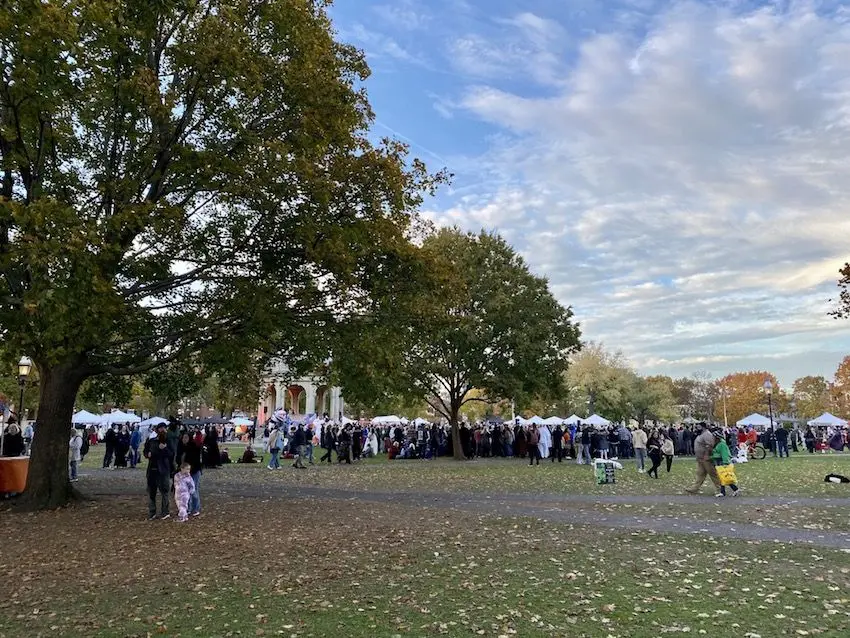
[
  {"left": 774, "top": 426, "right": 789, "bottom": 458},
  {"left": 144, "top": 428, "right": 174, "bottom": 519},
  {"left": 103, "top": 426, "right": 117, "bottom": 468},
  {"left": 551, "top": 425, "right": 564, "bottom": 462}
]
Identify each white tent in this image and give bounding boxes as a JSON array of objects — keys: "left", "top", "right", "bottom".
[
  {"left": 542, "top": 416, "right": 565, "bottom": 426},
  {"left": 413, "top": 417, "right": 431, "bottom": 426},
  {"left": 230, "top": 417, "right": 253, "bottom": 427},
  {"left": 513, "top": 416, "right": 530, "bottom": 426},
  {"left": 372, "top": 415, "right": 402, "bottom": 424},
  {"left": 807, "top": 412, "right": 848, "bottom": 427},
  {"left": 584, "top": 414, "right": 612, "bottom": 427},
  {"left": 528, "top": 415, "right": 545, "bottom": 425},
  {"left": 563, "top": 414, "right": 581, "bottom": 425},
  {"left": 139, "top": 416, "right": 168, "bottom": 427},
  {"left": 341, "top": 416, "right": 357, "bottom": 425},
  {"left": 102, "top": 410, "right": 141, "bottom": 424},
  {"left": 72, "top": 410, "right": 102, "bottom": 425},
  {"left": 736, "top": 413, "right": 771, "bottom": 428}
]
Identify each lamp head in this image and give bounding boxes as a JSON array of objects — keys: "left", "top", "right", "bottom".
[
  {"left": 18, "top": 356, "right": 32, "bottom": 379},
  {"left": 763, "top": 378, "right": 773, "bottom": 394}
]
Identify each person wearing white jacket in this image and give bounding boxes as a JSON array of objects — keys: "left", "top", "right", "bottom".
[{"left": 69, "top": 428, "right": 83, "bottom": 482}]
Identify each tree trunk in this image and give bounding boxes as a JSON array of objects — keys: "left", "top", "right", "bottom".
[
  {"left": 17, "top": 361, "right": 86, "bottom": 510},
  {"left": 451, "top": 418, "right": 464, "bottom": 460}
]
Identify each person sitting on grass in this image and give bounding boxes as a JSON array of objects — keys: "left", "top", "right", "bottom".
[
  {"left": 240, "top": 444, "right": 258, "bottom": 463},
  {"left": 711, "top": 429, "right": 739, "bottom": 497}
]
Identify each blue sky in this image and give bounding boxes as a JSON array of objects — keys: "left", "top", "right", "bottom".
[{"left": 329, "top": 0, "right": 850, "bottom": 387}]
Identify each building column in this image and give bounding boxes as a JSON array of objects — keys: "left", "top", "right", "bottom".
[
  {"left": 274, "top": 381, "right": 284, "bottom": 410},
  {"left": 305, "top": 383, "right": 316, "bottom": 415}
]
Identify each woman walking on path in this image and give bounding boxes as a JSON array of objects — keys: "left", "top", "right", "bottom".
[
  {"left": 711, "top": 430, "right": 740, "bottom": 497},
  {"left": 661, "top": 433, "right": 675, "bottom": 473},
  {"left": 646, "top": 431, "right": 662, "bottom": 479}
]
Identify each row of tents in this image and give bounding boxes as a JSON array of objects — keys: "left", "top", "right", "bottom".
[
  {"left": 71, "top": 409, "right": 253, "bottom": 428},
  {"left": 369, "top": 414, "right": 613, "bottom": 427},
  {"left": 736, "top": 411, "right": 848, "bottom": 428}
]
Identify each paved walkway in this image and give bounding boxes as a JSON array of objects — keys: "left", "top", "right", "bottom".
[{"left": 82, "top": 470, "right": 850, "bottom": 550}]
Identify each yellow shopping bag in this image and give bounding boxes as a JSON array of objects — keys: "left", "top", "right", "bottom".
[{"left": 716, "top": 464, "right": 737, "bottom": 486}]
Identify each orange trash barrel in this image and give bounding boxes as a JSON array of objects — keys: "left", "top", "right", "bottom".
[{"left": 0, "top": 457, "right": 30, "bottom": 494}]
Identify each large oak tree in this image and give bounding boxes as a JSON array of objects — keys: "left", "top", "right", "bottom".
[
  {"left": 0, "top": 0, "right": 439, "bottom": 508},
  {"left": 335, "top": 228, "right": 581, "bottom": 458}
]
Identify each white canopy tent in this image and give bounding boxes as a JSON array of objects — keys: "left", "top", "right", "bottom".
[
  {"left": 102, "top": 410, "right": 141, "bottom": 425},
  {"left": 584, "top": 414, "right": 612, "bottom": 427},
  {"left": 230, "top": 417, "right": 253, "bottom": 427},
  {"left": 807, "top": 412, "right": 848, "bottom": 427},
  {"left": 513, "top": 416, "right": 530, "bottom": 426},
  {"left": 138, "top": 416, "right": 168, "bottom": 427},
  {"left": 72, "top": 410, "right": 102, "bottom": 425},
  {"left": 528, "top": 415, "right": 545, "bottom": 425},
  {"left": 413, "top": 417, "right": 431, "bottom": 426},
  {"left": 372, "top": 415, "right": 402, "bottom": 424},
  {"left": 341, "top": 416, "right": 357, "bottom": 425},
  {"left": 542, "top": 416, "right": 565, "bottom": 426},
  {"left": 736, "top": 413, "right": 771, "bottom": 428},
  {"left": 563, "top": 414, "right": 581, "bottom": 425}
]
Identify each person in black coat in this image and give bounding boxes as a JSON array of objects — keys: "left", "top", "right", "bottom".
[
  {"left": 551, "top": 425, "right": 564, "bottom": 462},
  {"left": 1, "top": 424, "right": 25, "bottom": 457},
  {"left": 203, "top": 427, "right": 221, "bottom": 468},
  {"left": 103, "top": 426, "right": 117, "bottom": 468},
  {"left": 144, "top": 430, "right": 174, "bottom": 519}
]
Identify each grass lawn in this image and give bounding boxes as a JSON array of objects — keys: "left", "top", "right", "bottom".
[
  {"left": 197, "top": 450, "right": 850, "bottom": 499},
  {"left": 2, "top": 495, "right": 850, "bottom": 638},
  {"left": 2, "top": 449, "right": 850, "bottom": 637}
]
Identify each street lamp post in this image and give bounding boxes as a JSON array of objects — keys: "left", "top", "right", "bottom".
[
  {"left": 18, "top": 356, "right": 32, "bottom": 426},
  {"left": 720, "top": 386, "right": 728, "bottom": 428},
  {"left": 763, "top": 378, "right": 775, "bottom": 457}
]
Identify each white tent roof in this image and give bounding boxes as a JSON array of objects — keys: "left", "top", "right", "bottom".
[
  {"left": 413, "top": 417, "right": 431, "bottom": 426},
  {"left": 808, "top": 412, "right": 848, "bottom": 427},
  {"left": 341, "top": 416, "right": 357, "bottom": 425},
  {"left": 542, "top": 416, "right": 565, "bottom": 425},
  {"left": 563, "top": 414, "right": 581, "bottom": 425},
  {"left": 584, "top": 414, "right": 612, "bottom": 427},
  {"left": 72, "top": 410, "right": 102, "bottom": 424},
  {"left": 230, "top": 417, "right": 253, "bottom": 426},
  {"left": 513, "top": 416, "right": 529, "bottom": 426},
  {"left": 372, "top": 415, "right": 402, "bottom": 424},
  {"left": 102, "top": 410, "right": 141, "bottom": 424},
  {"left": 528, "top": 415, "right": 545, "bottom": 425},
  {"left": 139, "top": 416, "right": 168, "bottom": 427},
  {"left": 736, "top": 413, "right": 771, "bottom": 427}
]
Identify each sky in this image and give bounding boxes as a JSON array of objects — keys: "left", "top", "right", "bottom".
[{"left": 328, "top": 0, "right": 850, "bottom": 387}]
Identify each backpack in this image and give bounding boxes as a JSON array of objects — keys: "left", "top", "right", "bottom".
[{"left": 80, "top": 435, "right": 90, "bottom": 459}]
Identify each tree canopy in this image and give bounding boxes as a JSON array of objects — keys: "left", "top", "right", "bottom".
[
  {"left": 335, "top": 227, "right": 581, "bottom": 457},
  {"left": 0, "top": 0, "right": 441, "bottom": 508}
]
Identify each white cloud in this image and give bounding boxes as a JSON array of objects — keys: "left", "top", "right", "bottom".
[
  {"left": 431, "top": 1, "right": 850, "bottom": 383},
  {"left": 448, "top": 12, "right": 570, "bottom": 85}
]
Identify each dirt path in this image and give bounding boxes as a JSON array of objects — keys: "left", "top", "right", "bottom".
[{"left": 78, "top": 469, "right": 850, "bottom": 549}]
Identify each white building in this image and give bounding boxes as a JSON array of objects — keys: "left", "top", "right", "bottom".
[{"left": 257, "top": 361, "right": 344, "bottom": 423}]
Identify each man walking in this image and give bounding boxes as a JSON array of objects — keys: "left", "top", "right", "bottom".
[
  {"left": 774, "top": 426, "right": 789, "bottom": 458},
  {"left": 685, "top": 424, "right": 722, "bottom": 496}
]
